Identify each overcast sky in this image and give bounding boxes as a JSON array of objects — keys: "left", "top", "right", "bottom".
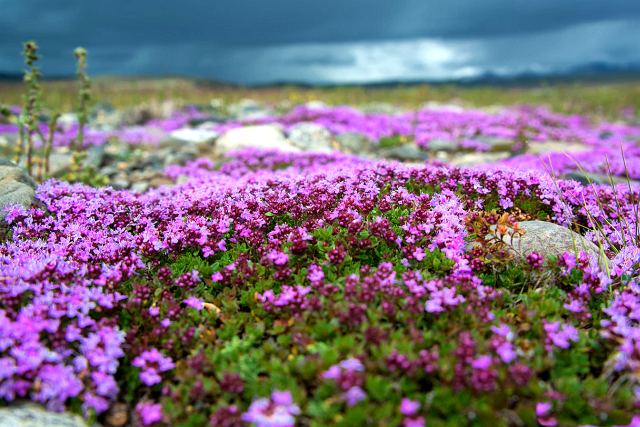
[{"left": 1, "top": 0, "right": 639, "bottom": 84}]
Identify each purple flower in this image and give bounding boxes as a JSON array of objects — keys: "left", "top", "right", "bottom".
[
  {"left": 136, "top": 401, "right": 163, "bottom": 425},
  {"left": 400, "top": 398, "right": 420, "bottom": 416},
  {"left": 183, "top": 296, "right": 204, "bottom": 311},
  {"left": 242, "top": 390, "right": 300, "bottom": 427},
  {"left": 344, "top": 386, "right": 366, "bottom": 406},
  {"left": 471, "top": 355, "right": 493, "bottom": 370},
  {"left": 132, "top": 348, "right": 175, "bottom": 386}
]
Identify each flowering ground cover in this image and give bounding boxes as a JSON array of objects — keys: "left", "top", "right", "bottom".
[{"left": 1, "top": 102, "right": 640, "bottom": 426}]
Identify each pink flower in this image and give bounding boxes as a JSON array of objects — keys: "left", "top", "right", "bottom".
[
  {"left": 183, "top": 296, "right": 204, "bottom": 311},
  {"left": 344, "top": 386, "right": 366, "bottom": 406},
  {"left": 400, "top": 398, "right": 420, "bottom": 416},
  {"left": 242, "top": 390, "right": 300, "bottom": 427},
  {"left": 136, "top": 401, "right": 163, "bottom": 425}
]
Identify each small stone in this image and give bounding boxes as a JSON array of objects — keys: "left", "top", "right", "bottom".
[
  {"left": 149, "top": 176, "right": 174, "bottom": 188},
  {"left": 448, "top": 152, "right": 510, "bottom": 167},
  {"left": 425, "top": 139, "right": 458, "bottom": 152},
  {"left": 82, "top": 145, "right": 106, "bottom": 169},
  {"left": 104, "top": 403, "right": 129, "bottom": 427},
  {"left": 335, "top": 133, "right": 371, "bottom": 154},
  {"left": 359, "top": 102, "right": 403, "bottom": 114},
  {"left": 287, "top": 123, "right": 333, "bottom": 152},
  {"left": 47, "top": 151, "right": 73, "bottom": 176},
  {"left": 562, "top": 171, "right": 636, "bottom": 186},
  {"left": 227, "top": 99, "right": 273, "bottom": 120},
  {"left": 527, "top": 141, "right": 590, "bottom": 155},
  {"left": 378, "top": 144, "right": 429, "bottom": 161},
  {"left": 111, "top": 174, "right": 130, "bottom": 190},
  {"left": 476, "top": 136, "right": 514, "bottom": 152},
  {"left": 57, "top": 113, "right": 78, "bottom": 127},
  {"left": 130, "top": 182, "right": 150, "bottom": 193},
  {"left": 0, "top": 161, "right": 36, "bottom": 221}
]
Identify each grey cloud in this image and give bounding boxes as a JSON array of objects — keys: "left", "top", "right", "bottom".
[{"left": 0, "top": 0, "right": 639, "bottom": 84}]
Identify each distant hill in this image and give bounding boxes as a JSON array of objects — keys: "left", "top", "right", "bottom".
[
  {"left": 0, "top": 72, "right": 22, "bottom": 81},
  {"left": 2, "top": 61, "right": 640, "bottom": 87}
]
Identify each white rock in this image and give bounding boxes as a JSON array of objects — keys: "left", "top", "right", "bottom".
[
  {"left": 214, "top": 125, "right": 299, "bottom": 156},
  {"left": 170, "top": 128, "right": 219, "bottom": 146}
]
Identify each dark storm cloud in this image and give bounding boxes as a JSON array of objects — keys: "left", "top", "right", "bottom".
[{"left": 1, "top": 0, "right": 639, "bottom": 83}]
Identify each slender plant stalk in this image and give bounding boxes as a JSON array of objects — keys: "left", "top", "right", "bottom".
[
  {"left": 74, "top": 47, "right": 91, "bottom": 150},
  {"left": 40, "top": 113, "right": 60, "bottom": 181},
  {"left": 21, "top": 41, "right": 42, "bottom": 176}
]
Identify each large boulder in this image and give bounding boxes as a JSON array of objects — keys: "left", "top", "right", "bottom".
[
  {"left": 0, "top": 161, "right": 36, "bottom": 221},
  {"left": 214, "top": 125, "right": 299, "bottom": 157},
  {"left": 0, "top": 403, "right": 88, "bottom": 427}
]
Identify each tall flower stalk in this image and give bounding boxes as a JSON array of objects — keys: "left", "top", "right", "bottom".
[
  {"left": 16, "top": 41, "right": 42, "bottom": 175},
  {"left": 68, "top": 47, "right": 91, "bottom": 180},
  {"left": 74, "top": 47, "right": 90, "bottom": 150}
]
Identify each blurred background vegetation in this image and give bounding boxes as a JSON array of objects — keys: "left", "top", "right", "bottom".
[{"left": 2, "top": 77, "right": 640, "bottom": 118}]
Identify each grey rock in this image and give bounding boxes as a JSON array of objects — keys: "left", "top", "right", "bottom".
[
  {"left": 527, "top": 141, "right": 590, "bottom": 155},
  {"left": 425, "top": 139, "right": 458, "bottom": 152},
  {"left": 0, "top": 162, "right": 36, "bottom": 220},
  {"left": 0, "top": 403, "right": 88, "bottom": 427},
  {"left": 169, "top": 128, "right": 218, "bottom": 147},
  {"left": 130, "top": 182, "right": 150, "bottom": 193},
  {"left": 0, "top": 134, "right": 16, "bottom": 147},
  {"left": 210, "top": 98, "right": 225, "bottom": 112},
  {"left": 420, "top": 102, "right": 465, "bottom": 112},
  {"left": 110, "top": 175, "right": 130, "bottom": 190},
  {"left": 44, "top": 146, "right": 104, "bottom": 176},
  {"left": 83, "top": 145, "right": 106, "bottom": 170},
  {"left": 104, "top": 141, "right": 131, "bottom": 160},
  {"left": 448, "top": 152, "right": 510, "bottom": 167},
  {"left": 476, "top": 136, "right": 514, "bottom": 152},
  {"left": 99, "top": 165, "right": 118, "bottom": 177},
  {"left": 287, "top": 123, "right": 333, "bottom": 152},
  {"left": 90, "top": 102, "right": 121, "bottom": 130},
  {"left": 303, "top": 100, "right": 328, "bottom": 110},
  {"left": 563, "top": 171, "right": 637, "bottom": 186},
  {"left": 498, "top": 220, "right": 605, "bottom": 266},
  {"left": 359, "top": 103, "right": 403, "bottom": 114},
  {"left": 379, "top": 144, "right": 429, "bottom": 161},
  {"left": 227, "top": 99, "right": 273, "bottom": 120},
  {"left": 214, "top": 125, "right": 299, "bottom": 157},
  {"left": 335, "top": 133, "right": 371, "bottom": 154},
  {"left": 57, "top": 113, "right": 78, "bottom": 127},
  {"left": 47, "top": 151, "right": 73, "bottom": 176}
]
